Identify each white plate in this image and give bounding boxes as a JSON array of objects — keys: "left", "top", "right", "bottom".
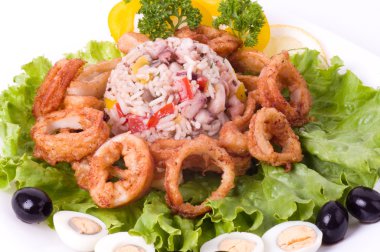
[{"left": 0, "top": 1, "right": 380, "bottom": 251}]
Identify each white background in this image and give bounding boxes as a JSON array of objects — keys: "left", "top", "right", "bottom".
[{"left": 0, "top": 0, "right": 380, "bottom": 251}]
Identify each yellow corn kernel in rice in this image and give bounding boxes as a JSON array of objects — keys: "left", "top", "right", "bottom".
[
  {"left": 132, "top": 56, "right": 150, "bottom": 75},
  {"left": 236, "top": 83, "right": 247, "bottom": 103},
  {"left": 174, "top": 115, "right": 182, "bottom": 124},
  {"left": 137, "top": 73, "right": 153, "bottom": 84},
  {"left": 105, "top": 98, "right": 117, "bottom": 109}
]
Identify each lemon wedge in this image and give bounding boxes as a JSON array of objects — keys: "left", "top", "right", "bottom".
[{"left": 264, "top": 24, "right": 327, "bottom": 60}]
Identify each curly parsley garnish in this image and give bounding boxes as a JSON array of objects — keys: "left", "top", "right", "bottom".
[
  {"left": 138, "top": 0, "right": 202, "bottom": 40},
  {"left": 213, "top": 0, "right": 265, "bottom": 47}
]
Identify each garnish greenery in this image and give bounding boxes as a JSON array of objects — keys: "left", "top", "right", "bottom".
[
  {"left": 137, "top": 0, "right": 202, "bottom": 40},
  {"left": 213, "top": 0, "right": 265, "bottom": 47}
]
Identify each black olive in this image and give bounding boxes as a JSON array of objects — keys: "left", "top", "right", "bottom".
[
  {"left": 316, "top": 201, "right": 348, "bottom": 244},
  {"left": 11, "top": 187, "right": 53, "bottom": 224},
  {"left": 346, "top": 186, "right": 380, "bottom": 223}
]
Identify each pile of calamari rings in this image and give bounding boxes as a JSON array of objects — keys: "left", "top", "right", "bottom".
[{"left": 30, "top": 26, "right": 311, "bottom": 218}]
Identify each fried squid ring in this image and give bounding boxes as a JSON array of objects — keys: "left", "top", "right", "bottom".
[
  {"left": 165, "top": 135, "right": 235, "bottom": 218},
  {"left": 72, "top": 158, "right": 92, "bottom": 190},
  {"left": 31, "top": 108, "right": 109, "bottom": 165},
  {"left": 219, "top": 124, "right": 249, "bottom": 156},
  {"left": 72, "top": 155, "right": 146, "bottom": 191},
  {"left": 150, "top": 139, "right": 227, "bottom": 174},
  {"left": 150, "top": 139, "right": 216, "bottom": 175},
  {"left": 228, "top": 49, "right": 270, "bottom": 75},
  {"left": 149, "top": 139, "right": 188, "bottom": 191},
  {"left": 257, "top": 51, "right": 312, "bottom": 126},
  {"left": 202, "top": 154, "right": 251, "bottom": 176},
  {"left": 88, "top": 133, "right": 154, "bottom": 208},
  {"left": 236, "top": 74, "right": 258, "bottom": 92},
  {"left": 219, "top": 91, "right": 258, "bottom": 156},
  {"left": 33, "top": 59, "right": 85, "bottom": 117},
  {"left": 64, "top": 95, "right": 104, "bottom": 110},
  {"left": 150, "top": 137, "right": 248, "bottom": 192},
  {"left": 151, "top": 166, "right": 185, "bottom": 191},
  {"left": 67, "top": 58, "right": 121, "bottom": 98},
  {"left": 230, "top": 155, "right": 251, "bottom": 176},
  {"left": 118, "top": 32, "right": 150, "bottom": 54},
  {"left": 248, "top": 108, "right": 302, "bottom": 170},
  {"left": 150, "top": 167, "right": 167, "bottom": 191},
  {"left": 149, "top": 139, "right": 189, "bottom": 166},
  {"left": 175, "top": 25, "right": 242, "bottom": 57},
  {"left": 230, "top": 91, "right": 258, "bottom": 129}
]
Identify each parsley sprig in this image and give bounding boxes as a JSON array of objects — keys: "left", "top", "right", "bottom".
[
  {"left": 213, "top": 0, "right": 265, "bottom": 47},
  {"left": 138, "top": 0, "right": 202, "bottom": 40}
]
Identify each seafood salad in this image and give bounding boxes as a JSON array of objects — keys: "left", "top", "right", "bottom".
[{"left": 1, "top": 0, "right": 380, "bottom": 252}]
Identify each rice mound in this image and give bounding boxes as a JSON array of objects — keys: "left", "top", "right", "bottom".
[{"left": 105, "top": 37, "right": 245, "bottom": 142}]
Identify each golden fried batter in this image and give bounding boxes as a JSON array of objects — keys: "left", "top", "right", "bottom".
[
  {"left": 165, "top": 135, "right": 235, "bottom": 218},
  {"left": 67, "top": 58, "right": 121, "bottom": 98},
  {"left": 64, "top": 95, "right": 104, "bottom": 110},
  {"left": 31, "top": 108, "right": 109, "bottom": 165},
  {"left": 33, "top": 59, "right": 85, "bottom": 117},
  {"left": 248, "top": 108, "right": 303, "bottom": 170},
  {"left": 257, "top": 51, "right": 312, "bottom": 126},
  {"left": 88, "top": 133, "right": 154, "bottom": 208},
  {"left": 175, "top": 25, "right": 242, "bottom": 57}
]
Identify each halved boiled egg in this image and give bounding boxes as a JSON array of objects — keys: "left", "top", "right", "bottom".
[
  {"left": 262, "top": 221, "right": 322, "bottom": 252},
  {"left": 53, "top": 211, "right": 108, "bottom": 252},
  {"left": 95, "top": 232, "right": 155, "bottom": 252},
  {"left": 200, "top": 232, "right": 264, "bottom": 252}
]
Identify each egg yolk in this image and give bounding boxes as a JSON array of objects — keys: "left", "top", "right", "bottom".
[
  {"left": 68, "top": 217, "right": 102, "bottom": 235},
  {"left": 218, "top": 238, "right": 256, "bottom": 252},
  {"left": 277, "top": 225, "right": 317, "bottom": 251},
  {"left": 115, "top": 245, "right": 145, "bottom": 252}
]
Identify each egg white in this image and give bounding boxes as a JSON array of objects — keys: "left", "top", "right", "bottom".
[
  {"left": 53, "top": 211, "right": 108, "bottom": 252},
  {"left": 200, "top": 231, "right": 264, "bottom": 252},
  {"left": 95, "top": 232, "right": 155, "bottom": 252},
  {"left": 262, "top": 221, "right": 322, "bottom": 252}
]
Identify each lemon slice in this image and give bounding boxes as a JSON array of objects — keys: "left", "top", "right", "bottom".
[{"left": 264, "top": 24, "right": 327, "bottom": 61}]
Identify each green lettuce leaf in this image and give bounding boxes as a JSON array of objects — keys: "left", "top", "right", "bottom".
[
  {"left": 66, "top": 40, "right": 122, "bottom": 63},
  {"left": 0, "top": 57, "right": 51, "bottom": 156},
  {"left": 0, "top": 157, "right": 20, "bottom": 189},
  {"left": 7, "top": 155, "right": 141, "bottom": 233},
  {"left": 293, "top": 50, "right": 380, "bottom": 188},
  {"left": 130, "top": 191, "right": 202, "bottom": 252},
  {"left": 0, "top": 43, "right": 379, "bottom": 252},
  {"left": 130, "top": 164, "right": 346, "bottom": 252},
  {"left": 0, "top": 41, "right": 137, "bottom": 233}
]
